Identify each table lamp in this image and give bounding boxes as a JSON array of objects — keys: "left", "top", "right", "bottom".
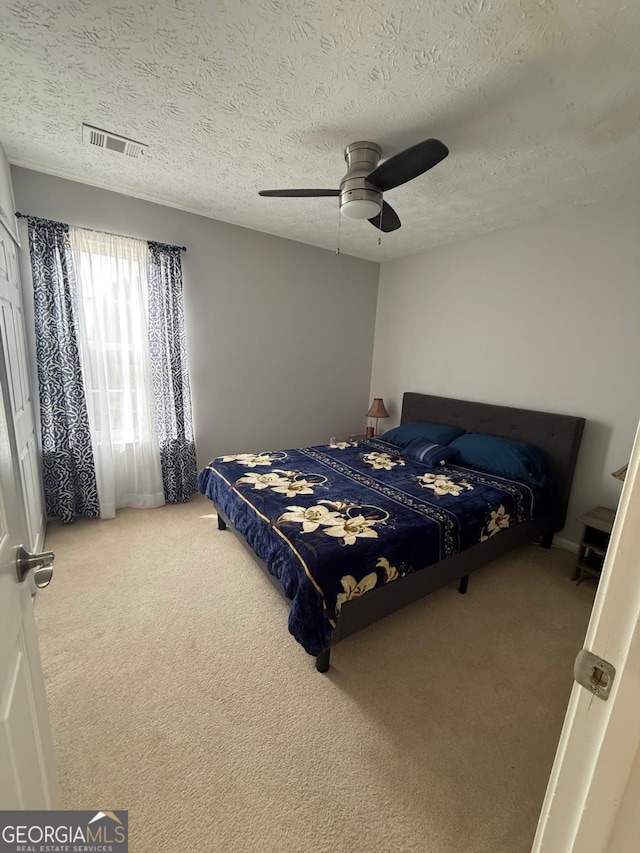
[{"left": 366, "top": 398, "right": 389, "bottom": 437}]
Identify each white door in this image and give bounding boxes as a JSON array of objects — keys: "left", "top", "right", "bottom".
[
  {"left": 0, "top": 340, "right": 59, "bottom": 807},
  {"left": 0, "top": 219, "right": 46, "bottom": 551},
  {"left": 533, "top": 417, "right": 640, "bottom": 851}
]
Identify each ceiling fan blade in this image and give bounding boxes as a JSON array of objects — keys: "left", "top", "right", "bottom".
[
  {"left": 369, "top": 201, "right": 401, "bottom": 233},
  {"left": 367, "top": 139, "right": 449, "bottom": 192},
  {"left": 259, "top": 189, "right": 340, "bottom": 197}
]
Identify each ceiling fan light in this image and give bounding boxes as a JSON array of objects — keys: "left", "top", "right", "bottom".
[{"left": 340, "top": 198, "right": 381, "bottom": 220}]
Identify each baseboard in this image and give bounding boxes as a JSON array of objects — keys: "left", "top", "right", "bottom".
[{"left": 552, "top": 535, "right": 579, "bottom": 554}]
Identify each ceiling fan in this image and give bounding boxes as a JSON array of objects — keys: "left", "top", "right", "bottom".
[{"left": 258, "top": 138, "right": 449, "bottom": 232}]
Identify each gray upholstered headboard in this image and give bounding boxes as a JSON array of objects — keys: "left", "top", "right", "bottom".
[{"left": 401, "top": 392, "right": 585, "bottom": 531}]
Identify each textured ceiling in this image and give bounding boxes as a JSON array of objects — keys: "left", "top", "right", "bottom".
[{"left": 1, "top": 0, "right": 639, "bottom": 261}]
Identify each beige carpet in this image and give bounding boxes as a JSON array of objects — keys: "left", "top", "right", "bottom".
[{"left": 36, "top": 494, "right": 594, "bottom": 853}]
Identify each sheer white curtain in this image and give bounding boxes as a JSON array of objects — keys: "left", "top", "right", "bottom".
[{"left": 70, "top": 228, "right": 165, "bottom": 518}]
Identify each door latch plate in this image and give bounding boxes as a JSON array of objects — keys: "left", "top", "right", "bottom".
[{"left": 574, "top": 649, "right": 616, "bottom": 700}]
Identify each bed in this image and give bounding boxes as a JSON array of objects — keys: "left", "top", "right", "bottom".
[{"left": 197, "top": 392, "right": 585, "bottom": 672}]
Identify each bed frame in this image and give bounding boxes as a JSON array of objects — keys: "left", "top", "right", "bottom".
[{"left": 214, "top": 392, "right": 585, "bottom": 673}]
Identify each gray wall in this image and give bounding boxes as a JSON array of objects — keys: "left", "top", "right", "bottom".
[
  {"left": 12, "top": 167, "right": 380, "bottom": 468},
  {"left": 370, "top": 195, "right": 640, "bottom": 546}
]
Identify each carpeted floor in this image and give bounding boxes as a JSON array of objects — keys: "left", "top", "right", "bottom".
[{"left": 36, "top": 494, "right": 594, "bottom": 853}]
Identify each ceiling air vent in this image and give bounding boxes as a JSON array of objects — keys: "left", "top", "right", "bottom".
[{"left": 82, "top": 123, "right": 148, "bottom": 158}]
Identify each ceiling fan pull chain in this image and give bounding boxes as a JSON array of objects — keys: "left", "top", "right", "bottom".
[
  {"left": 377, "top": 203, "right": 383, "bottom": 245},
  {"left": 336, "top": 204, "right": 342, "bottom": 254}
]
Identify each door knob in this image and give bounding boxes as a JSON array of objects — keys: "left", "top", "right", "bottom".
[{"left": 16, "top": 545, "right": 55, "bottom": 589}]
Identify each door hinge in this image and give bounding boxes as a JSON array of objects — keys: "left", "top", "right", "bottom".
[{"left": 574, "top": 649, "right": 616, "bottom": 700}]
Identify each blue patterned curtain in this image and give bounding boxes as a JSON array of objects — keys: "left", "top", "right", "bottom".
[
  {"left": 27, "top": 217, "right": 100, "bottom": 522},
  {"left": 147, "top": 242, "right": 197, "bottom": 502}
]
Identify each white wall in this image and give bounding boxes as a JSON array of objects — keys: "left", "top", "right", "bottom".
[
  {"left": 12, "top": 167, "right": 379, "bottom": 468},
  {"left": 370, "top": 196, "right": 640, "bottom": 545}
]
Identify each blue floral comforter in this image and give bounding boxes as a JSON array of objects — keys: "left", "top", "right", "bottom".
[{"left": 197, "top": 438, "right": 548, "bottom": 656}]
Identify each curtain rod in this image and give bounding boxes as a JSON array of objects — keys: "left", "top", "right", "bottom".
[{"left": 15, "top": 212, "right": 187, "bottom": 252}]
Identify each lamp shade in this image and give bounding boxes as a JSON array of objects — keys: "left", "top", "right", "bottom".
[
  {"left": 612, "top": 465, "right": 628, "bottom": 482},
  {"left": 367, "top": 398, "right": 389, "bottom": 419}
]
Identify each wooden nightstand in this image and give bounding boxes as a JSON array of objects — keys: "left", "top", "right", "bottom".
[{"left": 573, "top": 506, "right": 615, "bottom": 583}]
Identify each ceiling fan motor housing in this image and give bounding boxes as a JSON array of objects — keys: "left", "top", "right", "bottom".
[{"left": 340, "top": 141, "right": 382, "bottom": 218}]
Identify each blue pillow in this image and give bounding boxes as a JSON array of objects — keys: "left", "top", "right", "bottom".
[
  {"left": 401, "top": 439, "right": 458, "bottom": 468},
  {"left": 380, "top": 421, "right": 465, "bottom": 447},
  {"left": 448, "top": 433, "right": 546, "bottom": 486}
]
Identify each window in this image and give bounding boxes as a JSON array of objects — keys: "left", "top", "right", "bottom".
[{"left": 70, "top": 229, "right": 165, "bottom": 516}]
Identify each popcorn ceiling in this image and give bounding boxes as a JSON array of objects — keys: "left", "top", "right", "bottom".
[{"left": 1, "top": 0, "right": 638, "bottom": 260}]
